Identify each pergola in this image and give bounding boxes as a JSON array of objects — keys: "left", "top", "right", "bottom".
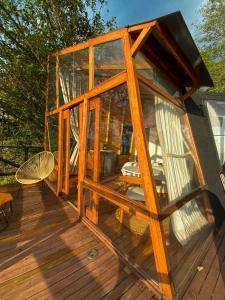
[{"left": 45, "top": 11, "right": 215, "bottom": 299}]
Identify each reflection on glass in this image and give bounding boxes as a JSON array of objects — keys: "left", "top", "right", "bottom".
[
  {"left": 94, "top": 39, "right": 125, "bottom": 86},
  {"left": 86, "top": 109, "right": 96, "bottom": 179},
  {"left": 139, "top": 81, "right": 200, "bottom": 208},
  {"left": 84, "top": 188, "right": 158, "bottom": 283},
  {"left": 48, "top": 57, "right": 56, "bottom": 111},
  {"left": 85, "top": 85, "right": 146, "bottom": 204},
  {"left": 59, "top": 49, "right": 89, "bottom": 106},
  {"left": 46, "top": 114, "right": 58, "bottom": 190},
  {"left": 135, "top": 51, "right": 182, "bottom": 101},
  {"left": 206, "top": 100, "right": 225, "bottom": 165},
  {"left": 162, "top": 194, "right": 213, "bottom": 292}
]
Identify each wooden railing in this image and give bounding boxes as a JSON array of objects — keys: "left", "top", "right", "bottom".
[{"left": 0, "top": 145, "right": 43, "bottom": 176}]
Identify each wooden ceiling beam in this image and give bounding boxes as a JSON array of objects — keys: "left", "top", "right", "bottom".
[{"left": 131, "top": 21, "right": 156, "bottom": 56}]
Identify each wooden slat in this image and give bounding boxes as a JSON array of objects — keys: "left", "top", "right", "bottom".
[{"left": 131, "top": 22, "right": 156, "bottom": 56}]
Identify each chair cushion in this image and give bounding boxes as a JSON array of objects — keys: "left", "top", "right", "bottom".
[
  {"left": 0, "top": 193, "right": 13, "bottom": 206},
  {"left": 126, "top": 186, "right": 145, "bottom": 201}
]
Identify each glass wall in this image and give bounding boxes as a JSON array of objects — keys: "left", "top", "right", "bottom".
[
  {"left": 94, "top": 39, "right": 125, "bottom": 86},
  {"left": 139, "top": 81, "right": 200, "bottom": 209},
  {"left": 83, "top": 187, "right": 158, "bottom": 283},
  {"left": 162, "top": 194, "right": 213, "bottom": 293},
  {"left": 59, "top": 49, "right": 89, "bottom": 106},
  {"left": 46, "top": 114, "right": 58, "bottom": 190},
  {"left": 135, "top": 51, "right": 182, "bottom": 101},
  {"left": 86, "top": 84, "right": 146, "bottom": 204},
  {"left": 48, "top": 57, "right": 56, "bottom": 111},
  {"left": 206, "top": 100, "right": 225, "bottom": 165}
]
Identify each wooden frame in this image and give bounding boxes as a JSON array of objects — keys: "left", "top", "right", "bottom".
[{"left": 44, "top": 20, "right": 214, "bottom": 300}]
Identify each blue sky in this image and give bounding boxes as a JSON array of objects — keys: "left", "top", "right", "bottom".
[{"left": 103, "top": 0, "right": 206, "bottom": 35}]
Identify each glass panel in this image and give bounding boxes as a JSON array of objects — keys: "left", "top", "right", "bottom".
[
  {"left": 83, "top": 188, "right": 158, "bottom": 283},
  {"left": 48, "top": 57, "right": 56, "bottom": 111},
  {"left": 135, "top": 51, "right": 182, "bottom": 101},
  {"left": 59, "top": 49, "right": 89, "bottom": 106},
  {"left": 86, "top": 109, "right": 96, "bottom": 179},
  {"left": 94, "top": 39, "right": 125, "bottom": 86},
  {"left": 162, "top": 194, "right": 214, "bottom": 293},
  {"left": 139, "top": 81, "right": 200, "bottom": 209},
  {"left": 68, "top": 106, "right": 79, "bottom": 207},
  {"left": 86, "top": 85, "right": 146, "bottom": 204},
  {"left": 46, "top": 114, "right": 58, "bottom": 190},
  {"left": 206, "top": 100, "right": 225, "bottom": 166}
]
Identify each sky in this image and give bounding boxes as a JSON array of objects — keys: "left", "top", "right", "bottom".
[{"left": 103, "top": 0, "right": 206, "bottom": 36}]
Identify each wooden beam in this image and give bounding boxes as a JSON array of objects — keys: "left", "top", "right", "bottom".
[
  {"left": 44, "top": 56, "right": 49, "bottom": 150},
  {"left": 89, "top": 46, "right": 94, "bottom": 90},
  {"left": 92, "top": 98, "right": 101, "bottom": 224},
  {"left": 56, "top": 55, "right": 59, "bottom": 108},
  {"left": 154, "top": 23, "right": 199, "bottom": 88},
  {"left": 138, "top": 74, "right": 185, "bottom": 111},
  {"left": 128, "top": 22, "right": 154, "bottom": 32},
  {"left": 131, "top": 22, "right": 156, "bottom": 56},
  {"left": 123, "top": 31, "right": 174, "bottom": 299},
  {"left": 142, "top": 45, "right": 183, "bottom": 88},
  {"left": 57, "top": 111, "right": 63, "bottom": 194},
  {"left": 77, "top": 99, "right": 88, "bottom": 216},
  {"left": 159, "top": 186, "right": 206, "bottom": 221},
  {"left": 180, "top": 87, "right": 197, "bottom": 102},
  {"left": 46, "top": 72, "right": 127, "bottom": 115},
  {"left": 64, "top": 110, "right": 70, "bottom": 195},
  {"left": 50, "top": 28, "right": 126, "bottom": 57}
]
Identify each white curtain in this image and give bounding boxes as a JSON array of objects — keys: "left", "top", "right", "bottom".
[
  {"left": 155, "top": 97, "right": 208, "bottom": 246},
  {"left": 59, "top": 66, "right": 84, "bottom": 174}
]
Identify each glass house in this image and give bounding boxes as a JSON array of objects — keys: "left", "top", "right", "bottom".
[{"left": 45, "top": 12, "right": 216, "bottom": 299}]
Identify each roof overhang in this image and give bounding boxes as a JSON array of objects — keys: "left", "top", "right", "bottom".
[{"left": 127, "top": 11, "right": 214, "bottom": 88}]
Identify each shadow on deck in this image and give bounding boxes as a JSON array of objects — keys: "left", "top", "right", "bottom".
[{"left": 0, "top": 183, "right": 156, "bottom": 300}]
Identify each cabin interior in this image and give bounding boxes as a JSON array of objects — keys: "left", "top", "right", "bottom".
[{"left": 45, "top": 12, "right": 219, "bottom": 299}]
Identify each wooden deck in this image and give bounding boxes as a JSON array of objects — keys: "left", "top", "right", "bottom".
[
  {"left": 182, "top": 222, "right": 225, "bottom": 300},
  {"left": 0, "top": 183, "right": 157, "bottom": 300}
]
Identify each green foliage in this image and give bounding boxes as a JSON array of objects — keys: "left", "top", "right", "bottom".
[
  {"left": 0, "top": 0, "right": 116, "bottom": 146},
  {"left": 195, "top": 0, "right": 225, "bottom": 92}
]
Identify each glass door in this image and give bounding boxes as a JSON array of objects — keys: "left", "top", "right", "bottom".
[{"left": 59, "top": 105, "right": 81, "bottom": 208}]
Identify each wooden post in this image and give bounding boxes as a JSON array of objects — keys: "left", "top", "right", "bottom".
[
  {"left": 56, "top": 55, "right": 59, "bottom": 108},
  {"left": 78, "top": 99, "right": 88, "bottom": 216},
  {"left": 64, "top": 110, "right": 71, "bottom": 195},
  {"left": 57, "top": 110, "right": 63, "bottom": 194},
  {"left": 89, "top": 46, "right": 94, "bottom": 90},
  {"left": 92, "top": 98, "right": 101, "bottom": 224},
  {"left": 123, "top": 30, "right": 174, "bottom": 299}
]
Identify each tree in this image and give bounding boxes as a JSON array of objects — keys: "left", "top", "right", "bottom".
[
  {"left": 195, "top": 0, "right": 225, "bottom": 92},
  {"left": 0, "top": 0, "right": 116, "bottom": 145}
]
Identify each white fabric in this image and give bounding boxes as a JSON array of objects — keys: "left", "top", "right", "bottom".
[
  {"left": 155, "top": 97, "right": 208, "bottom": 246},
  {"left": 59, "top": 66, "right": 83, "bottom": 174},
  {"left": 206, "top": 100, "right": 225, "bottom": 165}
]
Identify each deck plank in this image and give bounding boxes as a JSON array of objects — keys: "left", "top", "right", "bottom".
[{"left": 0, "top": 183, "right": 156, "bottom": 300}]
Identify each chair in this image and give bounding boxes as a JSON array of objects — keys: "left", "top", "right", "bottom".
[
  {"left": 15, "top": 151, "right": 55, "bottom": 185},
  {"left": 0, "top": 192, "right": 13, "bottom": 231},
  {"left": 115, "top": 175, "right": 168, "bottom": 235}
]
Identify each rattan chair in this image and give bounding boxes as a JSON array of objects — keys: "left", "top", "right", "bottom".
[{"left": 15, "top": 151, "right": 54, "bottom": 185}]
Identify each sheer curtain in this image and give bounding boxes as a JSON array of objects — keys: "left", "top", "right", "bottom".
[
  {"left": 59, "top": 65, "right": 83, "bottom": 174},
  {"left": 155, "top": 97, "right": 208, "bottom": 245}
]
